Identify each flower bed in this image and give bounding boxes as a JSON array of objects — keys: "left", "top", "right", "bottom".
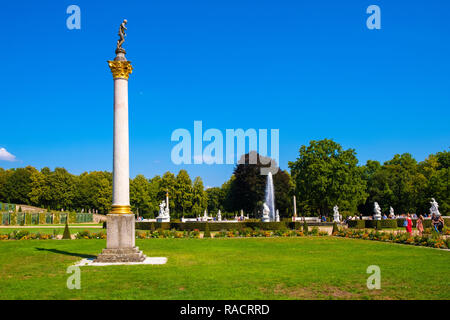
[
  {"left": 0, "top": 227, "right": 328, "bottom": 240},
  {"left": 334, "top": 228, "right": 450, "bottom": 249}
]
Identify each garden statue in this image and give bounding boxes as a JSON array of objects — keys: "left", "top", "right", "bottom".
[
  {"left": 389, "top": 206, "right": 395, "bottom": 218},
  {"left": 217, "top": 210, "right": 222, "bottom": 222},
  {"left": 262, "top": 203, "right": 270, "bottom": 222},
  {"left": 156, "top": 200, "right": 170, "bottom": 222},
  {"left": 275, "top": 209, "right": 280, "bottom": 222},
  {"left": 333, "top": 205, "right": 340, "bottom": 222},
  {"left": 430, "top": 198, "right": 441, "bottom": 216},
  {"left": 373, "top": 202, "right": 382, "bottom": 220}
]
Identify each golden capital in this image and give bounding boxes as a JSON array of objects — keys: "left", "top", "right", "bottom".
[
  {"left": 111, "top": 205, "right": 132, "bottom": 214},
  {"left": 108, "top": 60, "right": 133, "bottom": 80}
]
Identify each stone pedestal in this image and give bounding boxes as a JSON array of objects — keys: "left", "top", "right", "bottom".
[
  {"left": 95, "top": 214, "right": 145, "bottom": 263},
  {"left": 156, "top": 216, "right": 170, "bottom": 223}
]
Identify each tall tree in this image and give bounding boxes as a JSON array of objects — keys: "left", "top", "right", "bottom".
[
  {"left": 158, "top": 172, "right": 177, "bottom": 214},
  {"left": 288, "top": 139, "right": 367, "bottom": 216},
  {"left": 206, "top": 187, "right": 224, "bottom": 214},
  {"left": 175, "top": 170, "right": 193, "bottom": 215},
  {"left": 192, "top": 176, "right": 207, "bottom": 216},
  {"left": 130, "top": 174, "right": 151, "bottom": 216}
]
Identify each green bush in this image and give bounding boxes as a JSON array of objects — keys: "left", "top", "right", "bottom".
[
  {"left": 68, "top": 212, "right": 76, "bottom": 224},
  {"left": 10, "top": 212, "right": 17, "bottom": 225},
  {"left": 53, "top": 213, "right": 60, "bottom": 224},
  {"left": 375, "top": 220, "right": 382, "bottom": 230},
  {"left": 303, "top": 220, "right": 308, "bottom": 235},
  {"left": 136, "top": 221, "right": 290, "bottom": 232},
  {"left": 332, "top": 222, "right": 338, "bottom": 234},
  {"left": 25, "top": 213, "right": 32, "bottom": 225},
  {"left": 62, "top": 221, "right": 71, "bottom": 240},
  {"left": 347, "top": 220, "right": 365, "bottom": 229},
  {"left": 39, "top": 212, "right": 46, "bottom": 225},
  {"left": 379, "top": 219, "right": 397, "bottom": 228},
  {"left": 204, "top": 222, "right": 211, "bottom": 238}
]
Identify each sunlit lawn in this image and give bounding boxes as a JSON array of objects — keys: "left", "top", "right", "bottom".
[{"left": 0, "top": 237, "right": 448, "bottom": 300}]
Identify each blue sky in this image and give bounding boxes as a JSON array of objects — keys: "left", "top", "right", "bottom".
[{"left": 1, "top": 0, "right": 449, "bottom": 187}]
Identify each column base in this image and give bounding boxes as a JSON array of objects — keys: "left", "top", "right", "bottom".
[
  {"left": 94, "top": 214, "right": 147, "bottom": 263},
  {"left": 94, "top": 247, "right": 146, "bottom": 263}
]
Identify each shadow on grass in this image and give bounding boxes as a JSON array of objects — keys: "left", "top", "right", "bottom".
[{"left": 35, "top": 247, "right": 97, "bottom": 259}]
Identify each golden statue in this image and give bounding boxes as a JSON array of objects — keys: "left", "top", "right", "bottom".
[{"left": 117, "top": 19, "right": 128, "bottom": 50}]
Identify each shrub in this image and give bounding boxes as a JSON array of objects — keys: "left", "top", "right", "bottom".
[
  {"left": 39, "top": 212, "right": 46, "bottom": 225},
  {"left": 348, "top": 220, "right": 365, "bottom": 229},
  {"left": 25, "top": 213, "right": 32, "bottom": 225},
  {"left": 303, "top": 221, "right": 308, "bottom": 235},
  {"left": 62, "top": 221, "right": 71, "bottom": 240},
  {"left": 375, "top": 220, "right": 382, "bottom": 230},
  {"left": 10, "top": 212, "right": 17, "bottom": 226},
  {"left": 68, "top": 212, "right": 76, "bottom": 224},
  {"left": 53, "top": 213, "right": 60, "bottom": 225},
  {"left": 332, "top": 222, "right": 338, "bottom": 235},
  {"left": 204, "top": 222, "right": 211, "bottom": 238},
  {"left": 381, "top": 219, "right": 397, "bottom": 228}
]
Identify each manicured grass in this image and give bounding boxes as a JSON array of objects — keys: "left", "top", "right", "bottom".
[
  {"left": 0, "top": 237, "right": 448, "bottom": 300},
  {"left": 0, "top": 228, "right": 103, "bottom": 235}
]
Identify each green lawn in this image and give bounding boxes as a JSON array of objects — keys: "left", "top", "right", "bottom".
[{"left": 0, "top": 237, "right": 448, "bottom": 300}]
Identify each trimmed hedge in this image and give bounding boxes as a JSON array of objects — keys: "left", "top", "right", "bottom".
[
  {"left": 348, "top": 220, "right": 365, "bottom": 229},
  {"left": 0, "top": 211, "right": 93, "bottom": 225},
  {"left": 137, "top": 221, "right": 302, "bottom": 231}
]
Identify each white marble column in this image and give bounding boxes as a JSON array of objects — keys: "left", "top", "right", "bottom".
[
  {"left": 293, "top": 195, "right": 297, "bottom": 217},
  {"left": 166, "top": 192, "right": 169, "bottom": 212},
  {"left": 108, "top": 52, "right": 133, "bottom": 215},
  {"left": 112, "top": 78, "right": 130, "bottom": 211}
]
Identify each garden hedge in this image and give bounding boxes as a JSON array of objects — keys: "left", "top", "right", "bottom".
[
  {"left": 347, "top": 218, "right": 450, "bottom": 229},
  {"left": 0, "top": 211, "right": 93, "bottom": 225},
  {"left": 347, "top": 220, "right": 365, "bottom": 229},
  {"left": 137, "top": 221, "right": 298, "bottom": 231}
]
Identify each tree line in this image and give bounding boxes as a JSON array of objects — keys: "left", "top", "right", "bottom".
[{"left": 0, "top": 139, "right": 448, "bottom": 218}]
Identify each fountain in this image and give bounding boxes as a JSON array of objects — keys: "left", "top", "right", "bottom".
[{"left": 262, "top": 172, "right": 276, "bottom": 222}]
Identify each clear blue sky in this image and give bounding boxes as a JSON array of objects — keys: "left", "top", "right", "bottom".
[{"left": 1, "top": 0, "right": 449, "bottom": 187}]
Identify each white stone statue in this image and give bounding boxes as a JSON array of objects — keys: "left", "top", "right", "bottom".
[
  {"left": 217, "top": 210, "right": 222, "bottom": 221},
  {"left": 159, "top": 200, "right": 166, "bottom": 214},
  {"left": 275, "top": 209, "right": 280, "bottom": 222},
  {"left": 262, "top": 203, "right": 270, "bottom": 222},
  {"left": 373, "top": 202, "right": 382, "bottom": 220},
  {"left": 333, "top": 205, "right": 340, "bottom": 222},
  {"left": 389, "top": 206, "right": 395, "bottom": 218},
  {"left": 430, "top": 198, "right": 441, "bottom": 216},
  {"left": 156, "top": 200, "right": 170, "bottom": 222}
]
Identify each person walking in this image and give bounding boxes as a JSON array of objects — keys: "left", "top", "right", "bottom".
[
  {"left": 406, "top": 213, "right": 413, "bottom": 236},
  {"left": 416, "top": 215, "right": 424, "bottom": 236}
]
